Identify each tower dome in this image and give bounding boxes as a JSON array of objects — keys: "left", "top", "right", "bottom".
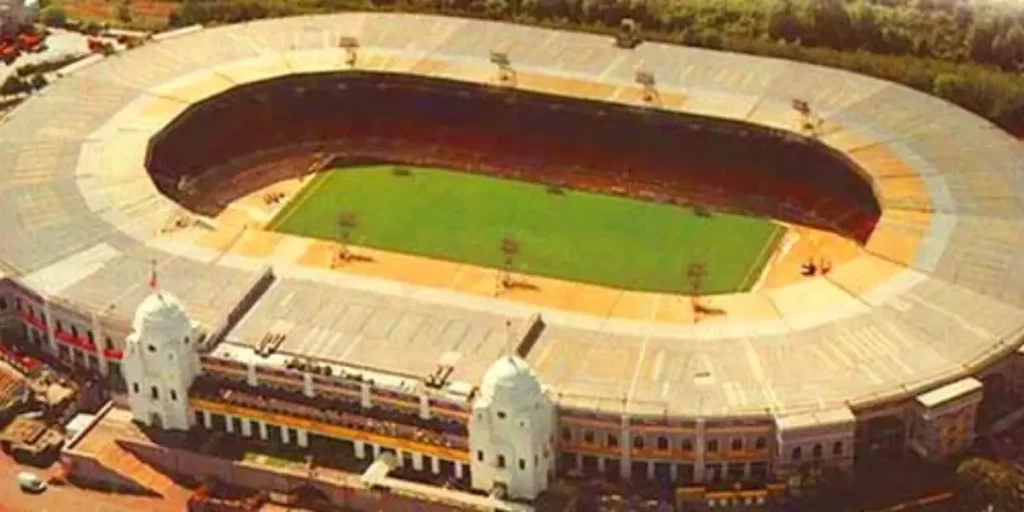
[
  {"left": 129, "top": 292, "right": 191, "bottom": 344},
  {"left": 478, "top": 355, "right": 543, "bottom": 404}
]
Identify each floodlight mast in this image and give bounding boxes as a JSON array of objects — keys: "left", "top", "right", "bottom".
[
  {"left": 635, "top": 69, "right": 658, "bottom": 106},
  {"left": 490, "top": 50, "right": 515, "bottom": 87},
  {"left": 339, "top": 36, "right": 359, "bottom": 67}
]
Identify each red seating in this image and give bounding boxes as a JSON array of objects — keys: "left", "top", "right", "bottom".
[{"left": 147, "top": 74, "right": 881, "bottom": 243}]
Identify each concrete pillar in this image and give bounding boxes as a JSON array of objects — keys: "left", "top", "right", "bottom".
[
  {"left": 42, "top": 298, "right": 57, "bottom": 355},
  {"left": 395, "top": 450, "right": 404, "bottom": 467},
  {"left": 372, "top": 443, "right": 381, "bottom": 459},
  {"left": 354, "top": 441, "right": 366, "bottom": 459},
  {"left": 454, "top": 462, "right": 464, "bottom": 480},
  {"left": 670, "top": 462, "right": 679, "bottom": 482},
  {"left": 695, "top": 419, "right": 706, "bottom": 483},
  {"left": 258, "top": 421, "right": 268, "bottom": 440},
  {"left": 620, "top": 414, "right": 632, "bottom": 480},
  {"left": 412, "top": 453, "right": 424, "bottom": 471},
  {"left": 202, "top": 410, "right": 213, "bottom": 429},
  {"left": 281, "top": 425, "right": 291, "bottom": 444},
  {"left": 241, "top": 418, "right": 253, "bottom": 437},
  {"left": 247, "top": 362, "right": 258, "bottom": 386},
  {"left": 225, "top": 414, "right": 235, "bottom": 434},
  {"left": 646, "top": 461, "right": 655, "bottom": 480},
  {"left": 303, "top": 372, "right": 314, "bottom": 397},
  {"left": 597, "top": 457, "right": 606, "bottom": 474},
  {"left": 418, "top": 392, "right": 431, "bottom": 420},
  {"left": 431, "top": 456, "right": 441, "bottom": 474},
  {"left": 360, "top": 381, "right": 372, "bottom": 408},
  {"left": 90, "top": 312, "right": 109, "bottom": 376},
  {"left": 296, "top": 429, "right": 309, "bottom": 448},
  {"left": 576, "top": 453, "right": 583, "bottom": 472}
]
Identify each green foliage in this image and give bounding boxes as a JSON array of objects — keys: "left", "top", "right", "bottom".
[
  {"left": 40, "top": 6, "right": 67, "bottom": 27},
  {"left": 956, "top": 458, "right": 1024, "bottom": 512},
  {"left": 0, "top": 76, "right": 31, "bottom": 97},
  {"left": 15, "top": 54, "right": 86, "bottom": 78}
]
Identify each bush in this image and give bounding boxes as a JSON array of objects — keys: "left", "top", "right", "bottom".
[{"left": 40, "top": 6, "right": 67, "bottom": 28}]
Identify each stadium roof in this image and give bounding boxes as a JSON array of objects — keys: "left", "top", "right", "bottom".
[{"left": 1, "top": 13, "right": 1023, "bottom": 419}]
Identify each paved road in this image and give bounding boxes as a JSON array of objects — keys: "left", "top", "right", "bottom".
[{"left": 0, "top": 455, "right": 189, "bottom": 512}]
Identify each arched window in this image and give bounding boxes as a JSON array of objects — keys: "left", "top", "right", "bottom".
[
  {"left": 607, "top": 433, "right": 618, "bottom": 448},
  {"left": 812, "top": 444, "right": 822, "bottom": 459},
  {"left": 477, "top": 450, "right": 484, "bottom": 462},
  {"left": 519, "top": 458, "right": 526, "bottom": 470},
  {"left": 497, "top": 455, "right": 506, "bottom": 468},
  {"left": 132, "top": 382, "right": 139, "bottom": 394},
  {"left": 707, "top": 439, "right": 718, "bottom": 453},
  {"left": 633, "top": 436, "right": 645, "bottom": 449},
  {"left": 833, "top": 441, "right": 843, "bottom": 456},
  {"left": 55, "top": 320, "right": 63, "bottom": 332},
  {"left": 71, "top": 325, "right": 79, "bottom": 338},
  {"left": 583, "top": 430, "right": 594, "bottom": 444},
  {"left": 755, "top": 437, "right": 767, "bottom": 450},
  {"left": 561, "top": 427, "right": 571, "bottom": 442},
  {"left": 657, "top": 436, "right": 669, "bottom": 451},
  {"left": 792, "top": 446, "right": 802, "bottom": 461},
  {"left": 170, "top": 390, "right": 178, "bottom": 401},
  {"left": 150, "top": 386, "right": 159, "bottom": 399},
  {"left": 682, "top": 439, "right": 693, "bottom": 451},
  {"left": 731, "top": 438, "right": 743, "bottom": 451}
]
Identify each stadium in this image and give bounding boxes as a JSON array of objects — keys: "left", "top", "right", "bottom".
[{"left": 1, "top": 11, "right": 1023, "bottom": 510}]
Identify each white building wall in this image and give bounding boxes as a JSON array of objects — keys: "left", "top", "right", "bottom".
[
  {"left": 122, "top": 293, "right": 201, "bottom": 431},
  {"left": 469, "top": 356, "right": 554, "bottom": 500}
]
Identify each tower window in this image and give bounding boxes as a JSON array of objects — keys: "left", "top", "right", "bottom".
[
  {"left": 477, "top": 450, "right": 484, "bottom": 462},
  {"left": 55, "top": 320, "right": 63, "bottom": 332},
  {"left": 184, "top": 336, "right": 189, "bottom": 345},
  {"left": 151, "top": 386, "right": 159, "bottom": 400},
  {"left": 792, "top": 447, "right": 802, "bottom": 461},
  {"left": 170, "top": 390, "right": 178, "bottom": 401},
  {"left": 105, "top": 337, "right": 113, "bottom": 350},
  {"left": 833, "top": 441, "right": 843, "bottom": 456},
  {"left": 71, "top": 325, "right": 78, "bottom": 338},
  {"left": 132, "top": 382, "right": 139, "bottom": 394},
  {"left": 519, "top": 458, "right": 526, "bottom": 470},
  {"left": 497, "top": 455, "right": 506, "bottom": 468},
  {"left": 87, "top": 331, "right": 95, "bottom": 344},
  {"left": 813, "top": 444, "right": 822, "bottom": 459},
  {"left": 497, "top": 411, "right": 506, "bottom": 419},
  {"left": 148, "top": 345, "right": 156, "bottom": 353}
]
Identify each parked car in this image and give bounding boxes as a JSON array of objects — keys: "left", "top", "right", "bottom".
[{"left": 16, "top": 471, "right": 46, "bottom": 493}]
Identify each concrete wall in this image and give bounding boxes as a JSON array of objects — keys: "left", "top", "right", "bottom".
[{"left": 121, "top": 439, "right": 463, "bottom": 512}]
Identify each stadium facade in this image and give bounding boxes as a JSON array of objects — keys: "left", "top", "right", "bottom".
[{"left": 0, "top": 12, "right": 1023, "bottom": 506}]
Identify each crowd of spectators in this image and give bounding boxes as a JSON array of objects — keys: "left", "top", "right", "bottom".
[
  {"left": 147, "top": 73, "right": 881, "bottom": 243},
  {"left": 191, "top": 375, "right": 468, "bottom": 451}
]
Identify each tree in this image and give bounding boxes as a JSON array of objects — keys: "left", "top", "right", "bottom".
[
  {"left": 991, "top": 23, "right": 1024, "bottom": 71},
  {"left": 956, "top": 458, "right": 1024, "bottom": 512},
  {"left": 767, "top": 0, "right": 803, "bottom": 43},
  {"left": 805, "top": 0, "right": 853, "bottom": 49},
  {"left": 117, "top": 1, "right": 133, "bottom": 23},
  {"left": 29, "top": 74, "right": 47, "bottom": 91},
  {"left": 40, "top": 6, "right": 66, "bottom": 28},
  {"left": 848, "top": 1, "right": 880, "bottom": 51},
  {"left": 1, "top": 76, "right": 30, "bottom": 97}
]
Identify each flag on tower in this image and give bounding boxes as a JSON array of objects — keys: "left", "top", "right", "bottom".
[{"left": 149, "top": 259, "right": 158, "bottom": 290}]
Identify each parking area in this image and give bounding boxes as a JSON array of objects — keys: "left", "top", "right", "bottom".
[{"left": 0, "top": 455, "right": 190, "bottom": 512}]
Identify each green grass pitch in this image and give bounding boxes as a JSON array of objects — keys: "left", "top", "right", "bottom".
[{"left": 267, "top": 165, "right": 784, "bottom": 294}]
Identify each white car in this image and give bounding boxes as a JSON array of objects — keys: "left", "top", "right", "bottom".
[{"left": 16, "top": 471, "right": 46, "bottom": 493}]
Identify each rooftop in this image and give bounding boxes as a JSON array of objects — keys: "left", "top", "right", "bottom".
[{"left": 0, "top": 13, "right": 1022, "bottom": 419}]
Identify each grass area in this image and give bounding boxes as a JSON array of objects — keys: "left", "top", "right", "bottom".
[{"left": 269, "top": 165, "right": 784, "bottom": 294}]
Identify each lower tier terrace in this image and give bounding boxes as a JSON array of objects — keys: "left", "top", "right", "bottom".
[{"left": 189, "top": 374, "right": 468, "bottom": 452}]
